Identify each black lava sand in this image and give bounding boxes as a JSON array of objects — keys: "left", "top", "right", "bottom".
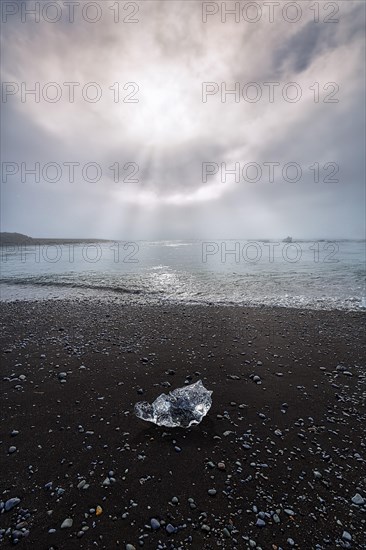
[{"left": 1, "top": 301, "right": 365, "bottom": 550}]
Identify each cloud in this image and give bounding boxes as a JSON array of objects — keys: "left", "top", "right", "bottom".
[{"left": 0, "top": 0, "right": 364, "bottom": 239}]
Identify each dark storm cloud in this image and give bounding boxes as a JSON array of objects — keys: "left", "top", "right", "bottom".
[
  {"left": 272, "top": 6, "right": 365, "bottom": 77},
  {"left": 273, "top": 22, "right": 333, "bottom": 74}
]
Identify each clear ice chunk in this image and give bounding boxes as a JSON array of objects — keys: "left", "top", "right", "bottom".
[{"left": 134, "top": 380, "right": 213, "bottom": 428}]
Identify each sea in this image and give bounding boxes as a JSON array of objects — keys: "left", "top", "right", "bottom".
[{"left": 0, "top": 240, "right": 365, "bottom": 311}]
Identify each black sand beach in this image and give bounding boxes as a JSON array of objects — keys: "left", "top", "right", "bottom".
[{"left": 1, "top": 301, "right": 365, "bottom": 549}]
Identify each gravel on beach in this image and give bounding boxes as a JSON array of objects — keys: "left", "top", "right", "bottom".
[{"left": 1, "top": 300, "right": 365, "bottom": 549}]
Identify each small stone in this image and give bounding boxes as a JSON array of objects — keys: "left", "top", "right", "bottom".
[
  {"left": 61, "top": 518, "right": 73, "bottom": 529},
  {"left": 96, "top": 505, "right": 103, "bottom": 516},
  {"left": 217, "top": 462, "right": 226, "bottom": 470},
  {"left": 287, "top": 538, "right": 295, "bottom": 546},
  {"left": 201, "top": 524, "right": 210, "bottom": 532},
  {"left": 342, "top": 531, "right": 352, "bottom": 542},
  {"left": 171, "top": 497, "right": 179, "bottom": 505},
  {"left": 208, "top": 489, "right": 217, "bottom": 496},
  {"left": 272, "top": 513, "right": 280, "bottom": 524},
  {"left": 58, "top": 372, "right": 67, "bottom": 379},
  {"left": 5, "top": 498, "right": 20, "bottom": 512},
  {"left": 150, "top": 518, "right": 160, "bottom": 530},
  {"left": 8, "top": 446, "right": 17, "bottom": 454},
  {"left": 256, "top": 519, "right": 266, "bottom": 527},
  {"left": 351, "top": 493, "right": 365, "bottom": 505},
  {"left": 126, "top": 545, "right": 136, "bottom": 550},
  {"left": 284, "top": 509, "right": 295, "bottom": 516},
  {"left": 166, "top": 523, "right": 176, "bottom": 534}
]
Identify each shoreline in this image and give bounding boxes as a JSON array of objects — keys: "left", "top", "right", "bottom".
[
  {"left": 0, "top": 291, "right": 364, "bottom": 313},
  {"left": 1, "top": 301, "right": 365, "bottom": 549}
]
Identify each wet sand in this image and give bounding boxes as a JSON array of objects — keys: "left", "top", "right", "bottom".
[{"left": 1, "top": 301, "right": 365, "bottom": 549}]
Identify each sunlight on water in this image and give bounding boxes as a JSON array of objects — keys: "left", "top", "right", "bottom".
[{"left": 0, "top": 240, "right": 365, "bottom": 311}]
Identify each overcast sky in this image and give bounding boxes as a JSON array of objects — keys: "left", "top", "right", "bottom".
[{"left": 1, "top": 0, "right": 365, "bottom": 239}]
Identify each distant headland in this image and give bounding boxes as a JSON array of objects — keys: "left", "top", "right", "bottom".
[{"left": 0, "top": 232, "right": 109, "bottom": 245}]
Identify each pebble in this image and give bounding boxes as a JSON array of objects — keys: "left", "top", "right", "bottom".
[
  {"left": 126, "top": 545, "right": 136, "bottom": 550},
  {"left": 150, "top": 518, "right": 160, "bottom": 530},
  {"left": 61, "top": 518, "right": 73, "bottom": 529},
  {"left": 272, "top": 513, "right": 280, "bottom": 524},
  {"left": 8, "top": 446, "right": 17, "bottom": 454},
  {"left": 351, "top": 493, "right": 364, "bottom": 505},
  {"left": 256, "top": 519, "right": 266, "bottom": 527},
  {"left": 342, "top": 531, "right": 352, "bottom": 542},
  {"left": 4, "top": 498, "right": 20, "bottom": 512},
  {"left": 208, "top": 489, "right": 217, "bottom": 496},
  {"left": 166, "top": 523, "right": 176, "bottom": 534}
]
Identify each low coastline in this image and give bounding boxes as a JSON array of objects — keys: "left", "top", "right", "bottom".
[{"left": 1, "top": 301, "right": 365, "bottom": 549}]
